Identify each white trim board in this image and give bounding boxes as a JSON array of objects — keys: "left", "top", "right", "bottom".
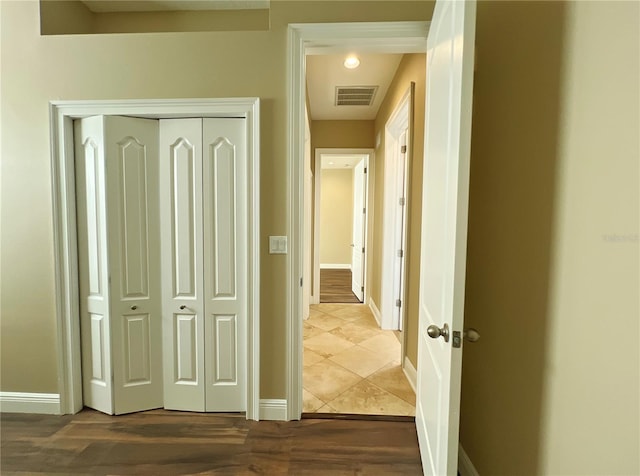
[
  {"left": 50, "top": 98, "right": 260, "bottom": 419},
  {"left": 320, "top": 263, "right": 351, "bottom": 269},
  {"left": 402, "top": 356, "right": 417, "bottom": 393},
  {"left": 259, "top": 399, "right": 288, "bottom": 421},
  {"left": 368, "top": 298, "right": 382, "bottom": 327},
  {"left": 0, "top": 392, "right": 61, "bottom": 414},
  {"left": 287, "top": 22, "right": 429, "bottom": 421},
  {"left": 458, "top": 445, "right": 480, "bottom": 476}
]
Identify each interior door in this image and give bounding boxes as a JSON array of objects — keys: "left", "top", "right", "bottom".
[
  {"left": 76, "top": 115, "right": 163, "bottom": 415},
  {"left": 76, "top": 116, "right": 113, "bottom": 414},
  {"left": 160, "top": 118, "right": 205, "bottom": 411},
  {"left": 203, "top": 118, "right": 247, "bottom": 412},
  {"left": 415, "top": 0, "right": 477, "bottom": 474},
  {"left": 104, "top": 116, "right": 163, "bottom": 415},
  {"left": 351, "top": 158, "right": 366, "bottom": 302}
]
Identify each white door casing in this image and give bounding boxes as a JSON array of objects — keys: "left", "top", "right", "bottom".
[
  {"left": 203, "top": 118, "right": 247, "bottom": 412},
  {"left": 76, "top": 115, "right": 163, "bottom": 415},
  {"left": 416, "top": 1, "right": 477, "bottom": 474},
  {"left": 351, "top": 158, "right": 367, "bottom": 302},
  {"left": 160, "top": 118, "right": 205, "bottom": 411},
  {"left": 303, "top": 107, "right": 314, "bottom": 310}
]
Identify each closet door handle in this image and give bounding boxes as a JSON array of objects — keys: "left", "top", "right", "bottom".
[
  {"left": 179, "top": 305, "right": 186, "bottom": 310},
  {"left": 130, "top": 305, "right": 138, "bottom": 311}
]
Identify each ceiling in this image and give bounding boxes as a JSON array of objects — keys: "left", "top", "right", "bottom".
[
  {"left": 320, "top": 154, "right": 367, "bottom": 170},
  {"left": 306, "top": 53, "right": 403, "bottom": 121},
  {"left": 80, "top": 0, "right": 269, "bottom": 12}
]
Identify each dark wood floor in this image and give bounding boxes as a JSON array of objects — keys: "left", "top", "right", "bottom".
[
  {"left": 1, "top": 409, "right": 422, "bottom": 475},
  {"left": 320, "top": 268, "right": 361, "bottom": 303}
]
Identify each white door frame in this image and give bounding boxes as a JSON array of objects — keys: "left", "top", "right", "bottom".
[
  {"left": 287, "top": 22, "right": 429, "bottom": 420},
  {"left": 313, "top": 149, "right": 374, "bottom": 304},
  {"left": 50, "top": 98, "right": 260, "bottom": 419},
  {"left": 381, "top": 86, "right": 414, "bottom": 330}
]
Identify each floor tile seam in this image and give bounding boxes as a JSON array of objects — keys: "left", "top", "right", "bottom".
[
  {"left": 301, "top": 386, "right": 328, "bottom": 407},
  {"left": 323, "top": 349, "right": 381, "bottom": 378},
  {"left": 327, "top": 352, "right": 394, "bottom": 379},
  {"left": 360, "top": 379, "right": 416, "bottom": 408},
  {"left": 364, "top": 376, "right": 417, "bottom": 406},
  {"left": 309, "top": 361, "right": 366, "bottom": 406}
]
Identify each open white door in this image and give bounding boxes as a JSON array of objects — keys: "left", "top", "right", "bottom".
[
  {"left": 415, "top": 0, "right": 476, "bottom": 474},
  {"left": 351, "top": 159, "right": 367, "bottom": 302}
]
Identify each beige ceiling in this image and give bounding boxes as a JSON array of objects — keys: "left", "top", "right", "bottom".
[
  {"left": 306, "top": 53, "right": 403, "bottom": 121},
  {"left": 80, "top": 0, "right": 269, "bottom": 12}
]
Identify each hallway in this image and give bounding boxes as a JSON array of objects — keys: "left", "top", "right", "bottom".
[{"left": 303, "top": 303, "right": 415, "bottom": 416}]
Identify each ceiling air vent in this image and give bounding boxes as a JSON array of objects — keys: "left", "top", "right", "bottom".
[{"left": 335, "top": 86, "right": 378, "bottom": 106}]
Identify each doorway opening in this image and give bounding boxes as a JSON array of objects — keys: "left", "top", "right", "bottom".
[
  {"left": 289, "top": 23, "right": 426, "bottom": 418},
  {"left": 314, "top": 150, "right": 373, "bottom": 305}
]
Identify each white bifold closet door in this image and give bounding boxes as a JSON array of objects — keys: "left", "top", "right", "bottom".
[
  {"left": 75, "top": 115, "right": 163, "bottom": 415},
  {"left": 160, "top": 118, "right": 247, "bottom": 412}
]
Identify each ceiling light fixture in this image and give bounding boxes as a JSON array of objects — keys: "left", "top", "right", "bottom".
[{"left": 344, "top": 56, "right": 360, "bottom": 69}]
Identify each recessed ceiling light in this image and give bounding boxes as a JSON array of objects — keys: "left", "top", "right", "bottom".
[
  {"left": 344, "top": 56, "right": 360, "bottom": 69},
  {"left": 329, "top": 161, "right": 335, "bottom": 165}
]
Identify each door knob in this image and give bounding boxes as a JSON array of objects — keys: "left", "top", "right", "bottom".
[
  {"left": 179, "top": 305, "right": 186, "bottom": 310},
  {"left": 427, "top": 323, "right": 449, "bottom": 342},
  {"left": 464, "top": 328, "right": 480, "bottom": 342},
  {"left": 130, "top": 305, "right": 137, "bottom": 310}
]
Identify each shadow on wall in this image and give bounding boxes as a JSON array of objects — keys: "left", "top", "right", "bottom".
[{"left": 460, "top": 1, "right": 567, "bottom": 474}]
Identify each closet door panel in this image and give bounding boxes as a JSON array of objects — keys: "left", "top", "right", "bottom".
[
  {"left": 160, "top": 118, "right": 205, "bottom": 412},
  {"left": 203, "top": 118, "right": 247, "bottom": 412},
  {"left": 75, "top": 116, "right": 114, "bottom": 415},
  {"left": 105, "top": 116, "right": 163, "bottom": 414}
]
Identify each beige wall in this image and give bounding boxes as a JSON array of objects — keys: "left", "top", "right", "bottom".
[
  {"left": 371, "top": 54, "right": 426, "bottom": 367},
  {"left": 319, "top": 169, "right": 353, "bottom": 265},
  {"left": 0, "top": 0, "right": 430, "bottom": 396},
  {"left": 460, "top": 1, "right": 639, "bottom": 474},
  {"left": 310, "top": 120, "right": 375, "bottom": 170}
]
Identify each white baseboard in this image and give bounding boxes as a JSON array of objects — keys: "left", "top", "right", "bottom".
[
  {"left": 368, "top": 298, "right": 382, "bottom": 326},
  {"left": 259, "top": 399, "right": 287, "bottom": 421},
  {"left": 458, "top": 444, "right": 480, "bottom": 476},
  {"left": 320, "top": 263, "right": 351, "bottom": 269},
  {"left": 402, "top": 356, "right": 417, "bottom": 393},
  {"left": 0, "top": 392, "right": 61, "bottom": 414}
]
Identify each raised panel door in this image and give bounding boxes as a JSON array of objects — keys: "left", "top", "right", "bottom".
[
  {"left": 104, "top": 116, "right": 163, "bottom": 415},
  {"left": 203, "top": 118, "right": 247, "bottom": 412},
  {"left": 159, "top": 118, "right": 205, "bottom": 411},
  {"left": 75, "top": 116, "right": 114, "bottom": 415}
]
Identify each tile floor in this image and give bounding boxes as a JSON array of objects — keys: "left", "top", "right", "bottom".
[{"left": 303, "top": 303, "right": 416, "bottom": 416}]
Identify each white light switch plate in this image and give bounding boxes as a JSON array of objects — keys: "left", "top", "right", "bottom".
[{"left": 269, "top": 236, "right": 288, "bottom": 254}]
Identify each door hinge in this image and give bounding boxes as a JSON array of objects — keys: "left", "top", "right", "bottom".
[
  {"left": 364, "top": 167, "right": 367, "bottom": 173},
  {"left": 401, "top": 145, "right": 407, "bottom": 154},
  {"left": 361, "top": 286, "right": 364, "bottom": 292},
  {"left": 397, "top": 249, "right": 403, "bottom": 258},
  {"left": 396, "top": 299, "right": 402, "bottom": 308},
  {"left": 300, "top": 277, "right": 303, "bottom": 287},
  {"left": 399, "top": 197, "right": 405, "bottom": 206},
  {"left": 362, "top": 247, "right": 365, "bottom": 253}
]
